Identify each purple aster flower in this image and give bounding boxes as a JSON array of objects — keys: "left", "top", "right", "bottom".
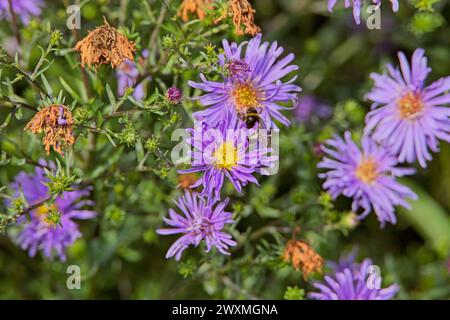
[
  {"left": 294, "top": 95, "right": 332, "bottom": 123},
  {"left": 179, "top": 116, "right": 277, "bottom": 201},
  {"left": 309, "top": 257, "right": 399, "bottom": 300},
  {"left": 157, "top": 191, "right": 237, "bottom": 260},
  {"left": 189, "top": 34, "right": 301, "bottom": 129},
  {"left": 318, "top": 131, "right": 417, "bottom": 227},
  {"left": 328, "top": 0, "right": 399, "bottom": 25},
  {"left": 365, "top": 48, "right": 450, "bottom": 168},
  {"left": 0, "top": 0, "right": 43, "bottom": 25},
  {"left": 166, "top": 87, "right": 183, "bottom": 104},
  {"left": 7, "top": 160, "right": 96, "bottom": 261}
]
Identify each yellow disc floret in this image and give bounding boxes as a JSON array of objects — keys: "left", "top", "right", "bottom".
[{"left": 214, "top": 141, "right": 239, "bottom": 170}]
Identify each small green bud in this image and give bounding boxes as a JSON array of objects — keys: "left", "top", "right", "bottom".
[
  {"left": 105, "top": 205, "right": 126, "bottom": 227},
  {"left": 124, "top": 87, "right": 134, "bottom": 97},
  {"left": 178, "top": 259, "right": 197, "bottom": 278},
  {"left": 144, "top": 136, "right": 160, "bottom": 154},
  {"left": 50, "top": 30, "right": 62, "bottom": 46},
  {"left": 162, "top": 35, "right": 176, "bottom": 49},
  {"left": 45, "top": 205, "right": 62, "bottom": 227},
  {"left": 283, "top": 286, "right": 305, "bottom": 300},
  {"left": 118, "top": 119, "right": 138, "bottom": 147}
]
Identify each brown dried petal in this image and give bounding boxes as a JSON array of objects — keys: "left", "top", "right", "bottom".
[
  {"left": 283, "top": 240, "right": 324, "bottom": 280},
  {"left": 25, "top": 104, "right": 75, "bottom": 156},
  {"left": 74, "top": 19, "right": 135, "bottom": 69},
  {"left": 215, "top": 0, "right": 261, "bottom": 36},
  {"left": 178, "top": 0, "right": 212, "bottom": 22}
]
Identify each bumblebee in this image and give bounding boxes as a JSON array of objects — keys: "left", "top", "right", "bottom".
[{"left": 240, "top": 107, "right": 260, "bottom": 129}]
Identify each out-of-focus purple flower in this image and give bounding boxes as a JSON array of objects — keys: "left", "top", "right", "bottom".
[
  {"left": 309, "top": 257, "right": 399, "bottom": 300},
  {"left": 313, "top": 142, "right": 325, "bottom": 157},
  {"left": 327, "top": 248, "right": 359, "bottom": 273},
  {"left": 2, "top": 36, "right": 19, "bottom": 56},
  {"left": 116, "top": 60, "right": 145, "bottom": 100},
  {"left": 189, "top": 34, "right": 301, "bottom": 129},
  {"left": 166, "top": 87, "right": 183, "bottom": 104},
  {"left": 328, "top": 0, "right": 399, "bottom": 25},
  {"left": 0, "top": 0, "right": 43, "bottom": 25},
  {"left": 7, "top": 160, "right": 96, "bottom": 261},
  {"left": 318, "top": 131, "right": 417, "bottom": 227},
  {"left": 365, "top": 48, "right": 450, "bottom": 168},
  {"left": 116, "top": 50, "right": 150, "bottom": 101},
  {"left": 179, "top": 116, "right": 277, "bottom": 201},
  {"left": 294, "top": 95, "right": 332, "bottom": 123},
  {"left": 157, "top": 191, "right": 236, "bottom": 260}
]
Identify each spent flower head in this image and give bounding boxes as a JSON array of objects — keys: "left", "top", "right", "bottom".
[
  {"left": 25, "top": 104, "right": 75, "bottom": 156},
  {"left": 74, "top": 17, "right": 136, "bottom": 69}
]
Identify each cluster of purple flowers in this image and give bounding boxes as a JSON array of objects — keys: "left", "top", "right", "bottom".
[
  {"left": 318, "top": 49, "right": 450, "bottom": 228},
  {"left": 6, "top": 160, "right": 96, "bottom": 261},
  {"left": 158, "top": 34, "right": 301, "bottom": 260},
  {"left": 309, "top": 252, "right": 399, "bottom": 300}
]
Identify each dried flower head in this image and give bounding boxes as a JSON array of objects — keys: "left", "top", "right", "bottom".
[
  {"left": 74, "top": 18, "right": 135, "bottom": 69},
  {"left": 177, "top": 173, "right": 198, "bottom": 190},
  {"left": 215, "top": 0, "right": 261, "bottom": 36},
  {"left": 25, "top": 104, "right": 75, "bottom": 156},
  {"left": 178, "top": 0, "right": 212, "bottom": 22},
  {"left": 283, "top": 229, "right": 324, "bottom": 279}
]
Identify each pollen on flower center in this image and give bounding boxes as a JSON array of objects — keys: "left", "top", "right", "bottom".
[
  {"left": 232, "top": 83, "right": 259, "bottom": 112},
  {"left": 397, "top": 92, "right": 423, "bottom": 119},
  {"left": 355, "top": 159, "right": 379, "bottom": 184},
  {"left": 214, "top": 141, "right": 239, "bottom": 170}
]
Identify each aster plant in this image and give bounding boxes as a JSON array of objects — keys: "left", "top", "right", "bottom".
[
  {"left": 318, "top": 131, "right": 417, "bottom": 226},
  {"left": 365, "top": 48, "right": 450, "bottom": 168},
  {"left": 157, "top": 191, "right": 236, "bottom": 260},
  {"left": 189, "top": 33, "right": 301, "bottom": 129},
  {"left": 0, "top": 0, "right": 449, "bottom": 301},
  {"left": 6, "top": 162, "right": 96, "bottom": 261}
]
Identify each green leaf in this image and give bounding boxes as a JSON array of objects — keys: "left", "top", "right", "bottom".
[
  {"left": 398, "top": 178, "right": 450, "bottom": 257},
  {"left": 106, "top": 84, "right": 116, "bottom": 112}
]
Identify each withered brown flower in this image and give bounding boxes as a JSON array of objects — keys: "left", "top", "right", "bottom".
[
  {"left": 177, "top": 173, "right": 198, "bottom": 191},
  {"left": 283, "top": 236, "right": 324, "bottom": 280},
  {"left": 178, "top": 0, "right": 212, "bottom": 22},
  {"left": 74, "top": 18, "right": 135, "bottom": 69},
  {"left": 25, "top": 104, "right": 75, "bottom": 156},
  {"left": 215, "top": 0, "right": 261, "bottom": 36}
]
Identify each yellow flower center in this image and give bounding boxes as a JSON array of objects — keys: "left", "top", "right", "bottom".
[
  {"left": 232, "top": 83, "right": 259, "bottom": 112},
  {"left": 34, "top": 204, "right": 60, "bottom": 227},
  {"left": 213, "top": 141, "right": 239, "bottom": 170},
  {"left": 35, "top": 204, "right": 49, "bottom": 217},
  {"left": 355, "top": 159, "right": 379, "bottom": 184},
  {"left": 397, "top": 92, "right": 423, "bottom": 119}
]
